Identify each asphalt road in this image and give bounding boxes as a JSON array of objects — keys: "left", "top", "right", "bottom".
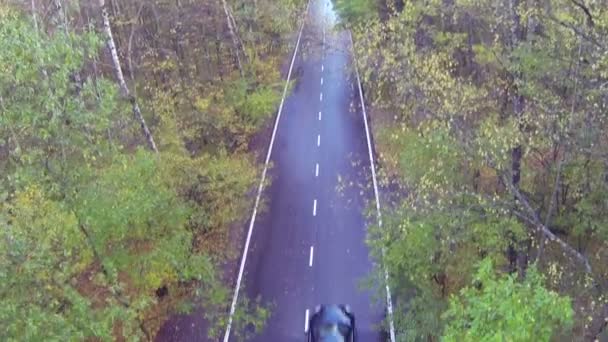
[
  {"left": 233, "top": 0, "right": 385, "bottom": 341},
  {"left": 156, "top": 1, "right": 386, "bottom": 340}
]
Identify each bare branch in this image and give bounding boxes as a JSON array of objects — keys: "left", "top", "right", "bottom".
[
  {"left": 127, "top": 1, "right": 146, "bottom": 84},
  {"left": 569, "top": 0, "right": 594, "bottom": 27},
  {"left": 501, "top": 173, "right": 592, "bottom": 273},
  {"left": 545, "top": 14, "right": 603, "bottom": 49}
]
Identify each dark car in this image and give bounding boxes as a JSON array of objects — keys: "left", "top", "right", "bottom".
[{"left": 307, "top": 304, "right": 356, "bottom": 342}]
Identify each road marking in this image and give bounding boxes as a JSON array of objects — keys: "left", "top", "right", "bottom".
[
  {"left": 321, "top": 64, "right": 324, "bottom": 72},
  {"left": 321, "top": 77, "right": 324, "bottom": 85},
  {"left": 223, "top": 1, "right": 312, "bottom": 341},
  {"left": 309, "top": 246, "right": 314, "bottom": 267},
  {"left": 349, "top": 31, "right": 397, "bottom": 342},
  {"left": 318, "top": 111, "right": 322, "bottom": 121},
  {"left": 320, "top": 92, "right": 323, "bottom": 101},
  {"left": 315, "top": 163, "right": 319, "bottom": 177},
  {"left": 313, "top": 199, "right": 317, "bottom": 216},
  {"left": 305, "top": 309, "right": 310, "bottom": 332},
  {"left": 317, "top": 134, "right": 321, "bottom": 147}
]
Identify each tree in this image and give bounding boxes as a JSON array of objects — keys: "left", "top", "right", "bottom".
[
  {"left": 221, "top": 0, "right": 246, "bottom": 76},
  {"left": 2, "top": 0, "right": 307, "bottom": 338},
  {"left": 341, "top": 0, "right": 608, "bottom": 339},
  {"left": 334, "top": 0, "right": 378, "bottom": 26},
  {"left": 98, "top": 0, "right": 158, "bottom": 153},
  {"left": 443, "top": 259, "right": 573, "bottom": 341}
]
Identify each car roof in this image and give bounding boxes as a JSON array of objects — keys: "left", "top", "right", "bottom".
[{"left": 313, "top": 305, "right": 352, "bottom": 342}]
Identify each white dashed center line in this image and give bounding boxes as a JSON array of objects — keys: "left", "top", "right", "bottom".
[
  {"left": 318, "top": 111, "right": 322, "bottom": 121},
  {"left": 309, "top": 246, "right": 314, "bottom": 267},
  {"left": 321, "top": 64, "right": 324, "bottom": 72},
  {"left": 321, "top": 77, "right": 324, "bottom": 85},
  {"left": 305, "top": 309, "right": 310, "bottom": 332},
  {"left": 320, "top": 92, "right": 323, "bottom": 101},
  {"left": 317, "top": 134, "right": 321, "bottom": 147},
  {"left": 315, "top": 163, "right": 319, "bottom": 177},
  {"left": 313, "top": 199, "right": 317, "bottom": 216}
]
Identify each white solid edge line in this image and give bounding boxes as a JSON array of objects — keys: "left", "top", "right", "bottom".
[
  {"left": 349, "top": 31, "right": 397, "bottom": 342},
  {"left": 315, "top": 163, "right": 319, "bottom": 177},
  {"left": 305, "top": 309, "right": 310, "bottom": 332},
  {"left": 313, "top": 199, "right": 317, "bottom": 216},
  {"left": 309, "top": 246, "right": 314, "bottom": 267},
  {"left": 223, "top": 1, "right": 311, "bottom": 341}
]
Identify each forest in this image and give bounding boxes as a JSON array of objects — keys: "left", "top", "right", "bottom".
[
  {"left": 2, "top": 0, "right": 607, "bottom": 340},
  {"left": 0, "top": 0, "right": 304, "bottom": 340},
  {"left": 336, "top": 0, "right": 608, "bottom": 340}
]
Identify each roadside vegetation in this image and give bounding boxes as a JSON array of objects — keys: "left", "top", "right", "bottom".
[
  {"left": 0, "top": 0, "right": 304, "bottom": 340},
  {"left": 336, "top": 0, "right": 608, "bottom": 340}
]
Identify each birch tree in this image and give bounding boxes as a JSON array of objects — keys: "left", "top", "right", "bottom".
[
  {"left": 99, "top": 0, "right": 158, "bottom": 153},
  {"left": 221, "top": 0, "right": 245, "bottom": 76}
]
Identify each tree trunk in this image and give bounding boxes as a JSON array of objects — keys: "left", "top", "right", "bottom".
[
  {"left": 99, "top": 0, "right": 158, "bottom": 153},
  {"left": 31, "top": 0, "right": 39, "bottom": 32},
  {"left": 221, "top": 0, "right": 244, "bottom": 76},
  {"left": 508, "top": 0, "right": 529, "bottom": 278},
  {"left": 509, "top": 0, "right": 525, "bottom": 189}
]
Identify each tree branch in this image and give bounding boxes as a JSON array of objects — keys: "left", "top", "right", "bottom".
[
  {"left": 78, "top": 223, "right": 153, "bottom": 340},
  {"left": 501, "top": 173, "right": 592, "bottom": 274},
  {"left": 545, "top": 14, "right": 603, "bottom": 49},
  {"left": 569, "top": 0, "right": 594, "bottom": 27},
  {"left": 127, "top": 1, "right": 145, "bottom": 85}
]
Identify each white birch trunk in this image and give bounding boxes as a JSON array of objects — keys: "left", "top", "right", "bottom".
[
  {"left": 31, "top": 0, "right": 39, "bottom": 32},
  {"left": 221, "top": 0, "right": 244, "bottom": 75},
  {"left": 228, "top": 5, "right": 246, "bottom": 58},
  {"left": 99, "top": 0, "right": 158, "bottom": 153}
]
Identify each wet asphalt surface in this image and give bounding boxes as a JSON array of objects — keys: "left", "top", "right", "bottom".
[
  {"left": 239, "top": 1, "right": 384, "bottom": 341},
  {"left": 157, "top": 0, "right": 385, "bottom": 341}
]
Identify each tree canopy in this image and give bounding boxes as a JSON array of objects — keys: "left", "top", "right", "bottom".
[
  {"left": 339, "top": 0, "right": 608, "bottom": 340},
  {"left": 0, "top": 0, "right": 305, "bottom": 339}
]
